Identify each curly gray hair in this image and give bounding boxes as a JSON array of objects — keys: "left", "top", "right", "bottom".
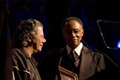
[{"left": 13, "top": 19, "right": 43, "bottom": 47}]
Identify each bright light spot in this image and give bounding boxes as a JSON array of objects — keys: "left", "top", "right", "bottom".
[{"left": 117, "top": 40, "right": 120, "bottom": 48}]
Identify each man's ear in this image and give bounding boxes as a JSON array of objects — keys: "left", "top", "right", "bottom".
[
  {"left": 82, "top": 29, "right": 84, "bottom": 36},
  {"left": 27, "top": 36, "right": 32, "bottom": 42},
  {"left": 81, "top": 29, "right": 84, "bottom": 37},
  {"left": 62, "top": 29, "right": 65, "bottom": 37}
]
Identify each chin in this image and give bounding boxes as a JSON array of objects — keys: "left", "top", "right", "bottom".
[
  {"left": 39, "top": 48, "right": 42, "bottom": 51},
  {"left": 73, "top": 44, "right": 79, "bottom": 48},
  {"left": 37, "top": 49, "right": 41, "bottom": 52},
  {"left": 35, "top": 49, "right": 41, "bottom": 53},
  {"left": 70, "top": 45, "right": 76, "bottom": 49}
]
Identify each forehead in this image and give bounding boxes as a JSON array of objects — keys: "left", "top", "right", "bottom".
[
  {"left": 64, "top": 20, "right": 83, "bottom": 30},
  {"left": 36, "top": 26, "right": 44, "bottom": 34}
]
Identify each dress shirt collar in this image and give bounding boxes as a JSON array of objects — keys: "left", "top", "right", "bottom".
[{"left": 66, "top": 42, "right": 83, "bottom": 56}]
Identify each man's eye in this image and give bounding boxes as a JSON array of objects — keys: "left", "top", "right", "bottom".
[
  {"left": 40, "top": 36, "right": 44, "bottom": 38},
  {"left": 74, "top": 30, "right": 79, "bottom": 33}
]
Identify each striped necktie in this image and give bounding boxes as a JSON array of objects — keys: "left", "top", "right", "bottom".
[{"left": 69, "top": 50, "right": 79, "bottom": 64}]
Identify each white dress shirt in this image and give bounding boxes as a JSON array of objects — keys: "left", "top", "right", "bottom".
[{"left": 66, "top": 42, "right": 83, "bottom": 57}]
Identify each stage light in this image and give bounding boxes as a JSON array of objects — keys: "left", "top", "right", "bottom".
[{"left": 117, "top": 40, "right": 120, "bottom": 48}]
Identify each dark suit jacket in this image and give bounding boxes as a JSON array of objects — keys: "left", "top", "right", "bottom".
[
  {"left": 39, "top": 46, "right": 106, "bottom": 80},
  {"left": 12, "top": 48, "right": 41, "bottom": 80}
]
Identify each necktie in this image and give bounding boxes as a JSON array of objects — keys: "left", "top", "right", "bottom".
[{"left": 69, "top": 50, "right": 79, "bottom": 67}]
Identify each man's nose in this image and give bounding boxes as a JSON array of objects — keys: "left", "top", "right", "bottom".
[
  {"left": 43, "top": 38, "right": 46, "bottom": 43},
  {"left": 71, "top": 31, "right": 76, "bottom": 37}
]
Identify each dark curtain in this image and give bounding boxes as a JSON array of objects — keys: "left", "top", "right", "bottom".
[{"left": 0, "top": 0, "right": 12, "bottom": 80}]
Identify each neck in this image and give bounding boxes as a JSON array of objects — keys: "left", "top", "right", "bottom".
[{"left": 22, "top": 47, "right": 33, "bottom": 57}]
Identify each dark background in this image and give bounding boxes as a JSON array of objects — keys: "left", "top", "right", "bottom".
[{"left": 0, "top": 0, "right": 120, "bottom": 79}]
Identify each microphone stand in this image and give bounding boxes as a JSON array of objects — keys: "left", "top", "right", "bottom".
[{"left": 93, "top": 49, "right": 120, "bottom": 69}]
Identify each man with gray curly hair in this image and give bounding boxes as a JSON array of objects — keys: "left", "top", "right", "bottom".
[{"left": 12, "top": 19, "right": 46, "bottom": 80}]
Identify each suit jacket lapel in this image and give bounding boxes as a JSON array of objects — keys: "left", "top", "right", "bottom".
[
  {"left": 79, "top": 46, "right": 92, "bottom": 79},
  {"left": 60, "top": 47, "right": 74, "bottom": 71},
  {"left": 59, "top": 46, "right": 93, "bottom": 80}
]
